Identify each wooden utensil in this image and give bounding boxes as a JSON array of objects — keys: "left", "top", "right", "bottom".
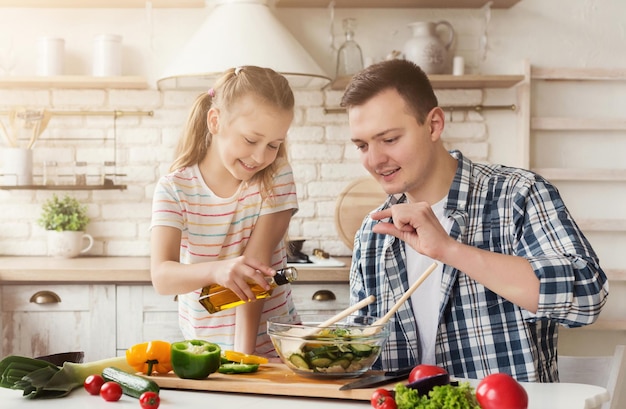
[
  {"left": 279, "top": 295, "right": 376, "bottom": 354},
  {"left": 364, "top": 262, "right": 438, "bottom": 335}
]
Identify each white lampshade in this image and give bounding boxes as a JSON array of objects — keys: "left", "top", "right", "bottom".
[{"left": 157, "top": 0, "right": 331, "bottom": 89}]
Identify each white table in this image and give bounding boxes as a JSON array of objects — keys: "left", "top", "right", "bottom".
[{"left": 0, "top": 379, "right": 610, "bottom": 409}]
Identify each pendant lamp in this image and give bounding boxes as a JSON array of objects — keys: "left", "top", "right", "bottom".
[{"left": 157, "top": 0, "right": 330, "bottom": 89}]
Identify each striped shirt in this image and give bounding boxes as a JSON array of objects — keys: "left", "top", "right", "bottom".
[
  {"left": 151, "top": 160, "right": 299, "bottom": 356},
  {"left": 350, "top": 150, "right": 609, "bottom": 381}
]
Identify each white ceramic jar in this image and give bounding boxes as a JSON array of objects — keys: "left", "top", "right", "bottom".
[
  {"left": 36, "top": 37, "right": 65, "bottom": 76},
  {"left": 403, "top": 21, "right": 455, "bottom": 74},
  {"left": 92, "top": 34, "right": 122, "bottom": 76}
]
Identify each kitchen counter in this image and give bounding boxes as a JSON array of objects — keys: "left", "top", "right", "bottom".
[
  {"left": 0, "top": 379, "right": 611, "bottom": 409},
  {"left": 0, "top": 256, "right": 351, "bottom": 283}
]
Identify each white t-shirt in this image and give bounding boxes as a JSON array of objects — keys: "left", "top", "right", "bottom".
[{"left": 405, "top": 196, "right": 453, "bottom": 364}]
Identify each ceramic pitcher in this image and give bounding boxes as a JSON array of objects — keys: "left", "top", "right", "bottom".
[{"left": 403, "top": 20, "right": 456, "bottom": 74}]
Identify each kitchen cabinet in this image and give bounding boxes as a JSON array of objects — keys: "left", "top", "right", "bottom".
[
  {"left": 0, "top": 257, "right": 350, "bottom": 359},
  {"left": 115, "top": 285, "right": 181, "bottom": 356},
  {"left": 524, "top": 66, "right": 626, "bottom": 356},
  {"left": 290, "top": 283, "right": 349, "bottom": 315},
  {"left": 0, "top": 284, "right": 116, "bottom": 361}
]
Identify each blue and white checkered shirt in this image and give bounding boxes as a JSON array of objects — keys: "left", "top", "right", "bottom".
[{"left": 350, "top": 150, "right": 609, "bottom": 382}]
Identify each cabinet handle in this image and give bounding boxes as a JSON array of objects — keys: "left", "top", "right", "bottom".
[
  {"left": 29, "top": 290, "right": 62, "bottom": 304},
  {"left": 312, "top": 289, "right": 336, "bottom": 302}
]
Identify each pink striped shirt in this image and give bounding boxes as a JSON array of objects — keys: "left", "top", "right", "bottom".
[{"left": 151, "top": 160, "right": 299, "bottom": 356}]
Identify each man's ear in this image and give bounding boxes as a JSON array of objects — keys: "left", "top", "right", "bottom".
[
  {"left": 207, "top": 107, "right": 220, "bottom": 134},
  {"left": 427, "top": 107, "right": 445, "bottom": 141}
]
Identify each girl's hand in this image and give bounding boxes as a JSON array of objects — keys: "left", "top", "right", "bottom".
[
  {"left": 212, "top": 256, "right": 275, "bottom": 301},
  {"left": 370, "top": 203, "right": 455, "bottom": 262}
]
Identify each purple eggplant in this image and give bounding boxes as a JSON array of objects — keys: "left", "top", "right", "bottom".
[{"left": 405, "top": 373, "right": 452, "bottom": 395}]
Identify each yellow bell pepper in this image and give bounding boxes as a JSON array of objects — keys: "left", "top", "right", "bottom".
[
  {"left": 223, "top": 350, "right": 269, "bottom": 365},
  {"left": 126, "top": 340, "right": 172, "bottom": 375}
]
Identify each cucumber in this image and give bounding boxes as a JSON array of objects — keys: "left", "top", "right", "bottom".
[
  {"left": 349, "top": 343, "right": 374, "bottom": 357},
  {"left": 101, "top": 366, "right": 160, "bottom": 398},
  {"left": 289, "top": 354, "right": 309, "bottom": 369}
]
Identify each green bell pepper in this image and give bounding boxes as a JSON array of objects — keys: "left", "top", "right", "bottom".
[{"left": 170, "top": 340, "right": 221, "bottom": 380}]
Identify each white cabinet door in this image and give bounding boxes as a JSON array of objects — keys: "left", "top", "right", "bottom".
[
  {"left": 0, "top": 284, "right": 115, "bottom": 361},
  {"left": 290, "top": 283, "right": 350, "bottom": 315},
  {"left": 116, "top": 285, "right": 181, "bottom": 356}
]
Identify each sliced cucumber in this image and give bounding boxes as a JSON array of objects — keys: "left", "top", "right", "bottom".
[
  {"left": 289, "top": 354, "right": 309, "bottom": 369},
  {"left": 309, "top": 357, "right": 333, "bottom": 368},
  {"left": 349, "top": 343, "right": 374, "bottom": 357}
]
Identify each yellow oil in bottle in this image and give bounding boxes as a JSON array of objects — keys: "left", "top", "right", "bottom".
[{"left": 198, "top": 267, "right": 298, "bottom": 314}]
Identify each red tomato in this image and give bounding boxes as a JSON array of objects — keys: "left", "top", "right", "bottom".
[
  {"left": 140, "top": 391, "right": 161, "bottom": 409},
  {"left": 83, "top": 374, "right": 105, "bottom": 395},
  {"left": 408, "top": 364, "right": 448, "bottom": 383},
  {"left": 370, "top": 388, "right": 396, "bottom": 409},
  {"left": 476, "top": 373, "right": 528, "bottom": 409},
  {"left": 100, "top": 381, "right": 123, "bottom": 402}
]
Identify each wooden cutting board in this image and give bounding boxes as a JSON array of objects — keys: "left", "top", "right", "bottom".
[
  {"left": 150, "top": 363, "right": 396, "bottom": 400},
  {"left": 335, "top": 176, "right": 388, "bottom": 249}
]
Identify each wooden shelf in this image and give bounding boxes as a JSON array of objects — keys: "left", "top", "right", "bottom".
[
  {"left": 532, "top": 117, "right": 626, "bottom": 131},
  {"left": 0, "top": 0, "right": 521, "bottom": 8},
  {"left": 532, "top": 67, "right": 626, "bottom": 81},
  {"left": 276, "top": 0, "right": 520, "bottom": 8},
  {"left": 532, "top": 168, "right": 626, "bottom": 182},
  {"left": 0, "top": 76, "right": 148, "bottom": 90},
  {"left": 578, "top": 219, "right": 626, "bottom": 233},
  {"left": 329, "top": 74, "right": 524, "bottom": 91},
  {"left": 0, "top": 184, "right": 127, "bottom": 191},
  {"left": 606, "top": 269, "right": 626, "bottom": 282},
  {"left": 573, "top": 320, "right": 626, "bottom": 332},
  {"left": 0, "top": 0, "right": 203, "bottom": 7}
]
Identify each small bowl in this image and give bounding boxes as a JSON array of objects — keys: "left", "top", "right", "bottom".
[{"left": 267, "top": 314, "right": 390, "bottom": 379}]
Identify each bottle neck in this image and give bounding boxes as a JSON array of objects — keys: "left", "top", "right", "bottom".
[{"left": 273, "top": 267, "right": 298, "bottom": 285}]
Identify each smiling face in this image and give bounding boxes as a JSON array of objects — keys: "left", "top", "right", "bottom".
[
  {"left": 204, "top": 94, "right": 293, "bottom": 190},
  {"left": 348, "top": 88, "right": 453, "bottom": 203}
]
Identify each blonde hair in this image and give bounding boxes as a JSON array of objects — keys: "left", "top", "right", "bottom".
[{"left": 170, "top": 66, "right": 295, "bottom": 197}]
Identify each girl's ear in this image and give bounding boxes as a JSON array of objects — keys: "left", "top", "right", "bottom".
[{"left": 207, "top": 107, "right": 220, "bottom": 134}]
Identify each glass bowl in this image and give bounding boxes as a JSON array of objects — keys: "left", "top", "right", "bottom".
[{"left": 267, "top": 314, "right": 390, "bottom": 379}]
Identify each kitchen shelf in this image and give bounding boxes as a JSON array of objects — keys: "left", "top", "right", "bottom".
[
  {"left": 0, "top": 0, "right": 203, "bottom": 7},
  {"left": 277, "top": 0, "right": 520, "bottom": 8},
  {"left": 578, "top": 219, "right": 626, "bottom": 233},
  {"left": 532, "top": 117, "right": 626, "bottom": 131},
  {"left": 328, "top": 74, "right": 524, "bottom": 91},
  {"left": 575, "top": 320, "right": 626, "bottom": 332},
  {"left": 531, "top": 168, "right": 626, "bottom": 182},
  {"left": 0, "top": 0, "right": 521, "bottom": 8},
  {"left": 0, "top": 76, "right": 148, "bottom": 90},
  {"left": 0, "top": 184, "right": 127, "bottom": 191}
]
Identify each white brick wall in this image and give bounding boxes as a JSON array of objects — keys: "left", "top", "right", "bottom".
[{"left": 0, "top": 87, "right": 491, "bottom": 257}]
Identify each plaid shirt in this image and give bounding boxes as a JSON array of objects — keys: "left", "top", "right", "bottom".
[{"left": 350, "top": 150, "right": 609, "bottom": 382}]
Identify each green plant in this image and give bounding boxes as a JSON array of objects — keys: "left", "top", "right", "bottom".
[{"left": 38, "top": 194, "right": 90, "bottom": 232}]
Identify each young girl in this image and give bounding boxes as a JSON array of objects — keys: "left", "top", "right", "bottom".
[{"left": 150, "top": 66, "right": 299, "bottom": 356}]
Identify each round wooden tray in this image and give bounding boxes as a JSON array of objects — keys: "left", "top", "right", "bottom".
[{"left": 334, "top": 176, "right": 388, "bottom": 249}]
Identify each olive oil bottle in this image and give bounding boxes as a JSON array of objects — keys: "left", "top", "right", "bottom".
[{"left": 198, "top": 267, "right": 298, "bottom": 314}]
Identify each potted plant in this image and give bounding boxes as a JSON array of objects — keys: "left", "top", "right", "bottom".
[{"left": 38, "top": 194, "right": 93, "bottom": 258}]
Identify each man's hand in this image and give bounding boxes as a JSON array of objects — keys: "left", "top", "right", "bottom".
[{"left": 370, "top": 202, "right": 455, "bottom": 261}]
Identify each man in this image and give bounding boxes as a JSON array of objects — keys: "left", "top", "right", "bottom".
[{"left": 341, "top": 59, "right": 608, "bottom": 382}]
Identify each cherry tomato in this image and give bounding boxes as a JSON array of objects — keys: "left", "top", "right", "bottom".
[
  {"left": 100, "top": 381, "right": 123, "bottom": 402},
  {"left": 83, "top": 374, "right": 105, "bottom": 395},
  {"left": 371, "top": 388, "right": 397, "bottom": 409},
  {"left": 475, "top": 373, "right": 528, "bottom": 409},
  {"left": 140, "top": 391, "right": 161, "bottom": 409},
  {"left": 408, "top": 364, "right": 448, "bottom": 383}
]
